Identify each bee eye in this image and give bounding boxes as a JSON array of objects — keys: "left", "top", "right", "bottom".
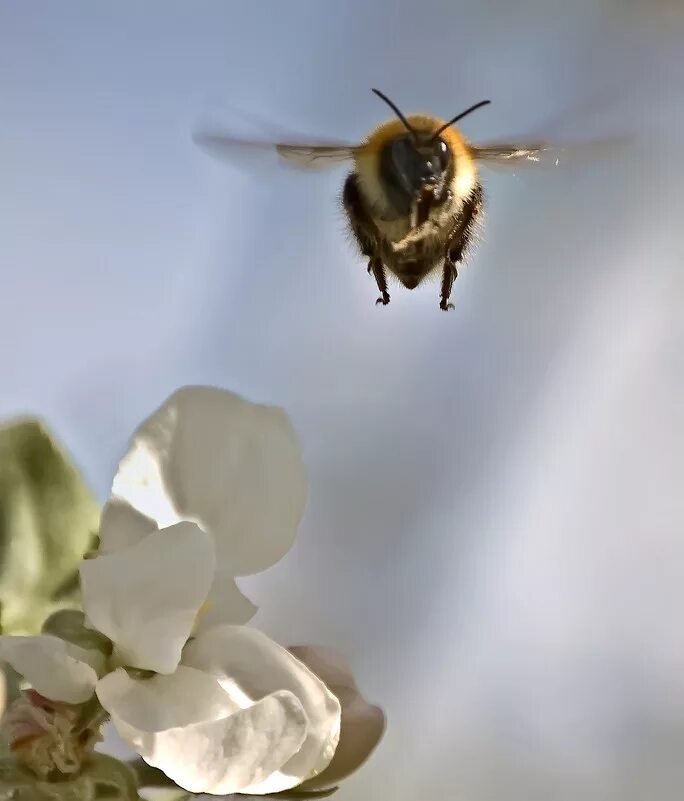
[{"left": 435, "top": 139, "right": 451, "bottom": 170}]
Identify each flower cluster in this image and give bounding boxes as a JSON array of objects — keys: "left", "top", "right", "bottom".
[{"left": 0, "top": 386, "right": 384, "bottom": 797}]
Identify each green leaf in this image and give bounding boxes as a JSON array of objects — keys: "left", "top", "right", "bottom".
[
  {"left": 0, "top": 418, "right": 100, "bottom": 635},
  {"left": 127, "top": 760, "right": 178, "bottom": 790},
  {"left": 83, "top": 753, "right": 141, "bottom": 800},
  {"left": 255, "top": 789, "right": 339, "bottom": 799}
]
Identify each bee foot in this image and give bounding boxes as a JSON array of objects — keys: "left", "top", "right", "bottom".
[
  {"left": 375, "top": 293, "right": 390, "bottom": 306},
  {"left": 440, "top": 300, "right": 455, "bottom": 311}
]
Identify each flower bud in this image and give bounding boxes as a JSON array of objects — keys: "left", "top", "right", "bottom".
[{"left": 3, "top": 689, "right": 102, "bottom": 779}]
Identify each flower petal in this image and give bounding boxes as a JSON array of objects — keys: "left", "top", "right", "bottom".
[
  {"left": 100, "top": 386, "right": 307, "bottom": 576},
  {"left": 80, "top": 523, "right": 214, "bottom": 673},
  {"left": 289, "top": 646, "right": 358, "bottom": 692},
  {"left": 96, "top": 666, "right": 238, "bottom": 730},
  {"left": 98, "top": 666, "right": 308, "bottom": 795},
  {"left": 195, "top": 567, "right": 257, "bottom": 631},
  {"left": 98, "top": 498, "right": 157, "bottom": 553},
  {"left": 183, "top": 626, "right": 341, "bottom": 794},
  {"left": 289, "top": 646, "right": 386, "bottom": 791},
  {"left": 0, "top": 635, "right": 99, "bottom": 703}
]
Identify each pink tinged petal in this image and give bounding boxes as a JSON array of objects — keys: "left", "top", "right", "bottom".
[
  {"left": 0, "top": 635, "right": 99, "bottom": 704},
  {"left": 182, "top": 626, "right": 341, "bottom": 794},
  {"left": 102, "top": 386, "right": 308, "bottom": 576},
  {"left": 289, "top": 646, "right": 358, "bottom": 692},
  {"left": 289, "top": 646, "right": 386, "bottom": 792},
  {"left": 97, "top": 666, "right": 308, "bottom": 795},
  {"left": 80, "top": 523, "right": 215, "bottom": 674}
]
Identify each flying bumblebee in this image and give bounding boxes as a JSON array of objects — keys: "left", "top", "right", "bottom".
[{"left": 195, "top": 89, "right": 554, "bottom": 311}]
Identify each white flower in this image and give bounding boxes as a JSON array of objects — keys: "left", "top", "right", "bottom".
[
  {"left": 0, "top": 521, "right": 342, "bottom": 794},
  {"left": 98, "top": 385, "right": 308, "bottom": 631},
  {"left": 0, "top": 387, "right": 344, "bottom": 795}
]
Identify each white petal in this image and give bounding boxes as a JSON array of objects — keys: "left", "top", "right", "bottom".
[
  {"left": 102, "top": 386, "right": 307, "bottom": 576},
  {"left": 98, "top": 498, "right": 157, "bottom": 553},
  {"left": 183, "top": 626, "right": 341, "bottom": 794},
  {"left": 96, "top": 666, "right": 238, "bottom": 730},
  {"left": 80, "top": 523, "right": 214, "bottom": 674},
  {"left": 289, "top": 645, "right": 358, "bottom": 692},
  {"left": 98, "top": 666, "right": 308, "bottom": 795},
  {"left": 0, "top": 635, "right": 98, "bottom": 703},
  {"left": 194, "top": 567, "right": 257, "bottom": 632},
  {"left": 290, "top": 646, "right": 386, "bottom": 791}
]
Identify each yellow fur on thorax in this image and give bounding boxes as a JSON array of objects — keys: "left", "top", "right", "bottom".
[{"left": 353, "top": 114, "right": 478, "bottom": 227}]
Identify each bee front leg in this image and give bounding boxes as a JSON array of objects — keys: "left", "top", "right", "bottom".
[{"left": 369, "top": 257, "right": 390, "bottom": 306}]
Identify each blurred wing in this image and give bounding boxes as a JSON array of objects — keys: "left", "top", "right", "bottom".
[
  {"left": 275, "top": 143, "right": 358, "bottom": 169},
  {"left": 194, "top": 130, "right": 357, "bottom": 171},
  {"left": 469, "top": 136, "right": 629, "bottom": 171},
  {"left": 468, "top": 142, "right": 554, "bottom": 168}
]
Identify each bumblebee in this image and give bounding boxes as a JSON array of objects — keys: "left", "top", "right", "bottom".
[
  {"left": 196, "top": 89, "right": 548, "bottom": 311},
  {"left": 340, "top": 90, "right": 491, "bottom": 310}
]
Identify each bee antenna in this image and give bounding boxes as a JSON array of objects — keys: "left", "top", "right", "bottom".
[
  {"left": 432, "top": 100, "right": 492, "bottom": 139},
  {"left": 371, "top": 88, "right": 416, "bottom": 137}
]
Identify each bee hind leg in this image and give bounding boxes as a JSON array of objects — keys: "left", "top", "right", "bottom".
[
  {"left": 439, "top": 260, "right": 457, "bottom": 311},
  {"left": 342, "top": 174, "right": 389, "bottom": 306},
  {"left": 439, "top": 184, "right": 483, "bottom": 311},
  {"left": 369, "top": 257, "right": 390, "bottom": 306}
]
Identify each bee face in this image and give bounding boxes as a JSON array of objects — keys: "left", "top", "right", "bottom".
[{"left": 379, "top": 133, "right": 453, "bottom": 215}]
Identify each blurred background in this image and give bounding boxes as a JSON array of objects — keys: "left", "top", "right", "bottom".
[{"left": 0, "top": 1, "right": 682, "bottom": 799}]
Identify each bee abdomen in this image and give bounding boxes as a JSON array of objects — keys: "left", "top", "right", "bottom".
[{"left": 393, "top": 261, "right": 429, "bottom": 289}]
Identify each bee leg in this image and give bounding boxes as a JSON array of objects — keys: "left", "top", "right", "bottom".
[
  {"left": 439, "top": 259, "right": 457, "bottom": 311},
  {"left": 369, "top": 257, "right": 390, "bottom": 306},
  {"left": 439, "top": 184, "right": 483, "bottom": 311},
  {"left": 343, "top": 175, "right": 389, "bottom": 305}
]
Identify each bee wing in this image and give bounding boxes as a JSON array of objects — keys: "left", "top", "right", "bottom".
[
  {"left": 469, "top": 136, "right": 629, "bottom": 171},
  {"left": 468, "top": 142, "right": 549, "bottom": 165},
  {"left": 275, "top": 143, "right": 359, "bottom": 169},
  {"left": 194, "top": 129, "right": 358, "bottom": 171}
]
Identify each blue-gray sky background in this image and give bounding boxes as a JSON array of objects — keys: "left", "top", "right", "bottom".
[{"left": 1, "top": 2, "right": 682, "bottom": 799}]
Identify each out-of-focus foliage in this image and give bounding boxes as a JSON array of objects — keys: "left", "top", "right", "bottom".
[
  {"left": 0, "top": 418, "right": 100, "bottom": 635},
  {"left": 41, "top": 609, "right": 112, "bottom": 657},
  {"left": 0, "top": 753, "right": 140, "bottom": 800}
]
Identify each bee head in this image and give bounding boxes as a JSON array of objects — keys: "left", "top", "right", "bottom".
[
  {"left": 379, "top": 132, "right": 452, "bottom": 210},
  {"left": 370, "top": 89, "right": 490, "bottom": 214}
]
